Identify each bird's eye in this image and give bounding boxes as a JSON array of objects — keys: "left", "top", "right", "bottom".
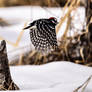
[{"left": 54, "top": 18, "right": 57, "bottom": 22}]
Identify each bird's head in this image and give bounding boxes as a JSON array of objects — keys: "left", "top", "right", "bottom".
[
  {"left": 48, "top": 17, "right": 58, "bottom": 26},
  {"left": 23, "top": 17, "right": 58, "bottom": 30}
]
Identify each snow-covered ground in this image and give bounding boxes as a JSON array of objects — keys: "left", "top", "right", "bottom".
[{"left": 9, "top": 62, "right": 92, "bottom": 92}]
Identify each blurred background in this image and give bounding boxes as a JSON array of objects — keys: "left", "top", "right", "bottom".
[
  {"left": 0, "top": 1, "right": 92, "bottom": 91},
  {"left": 0, "top": 0, "right": 67, "bottom": 7},
  {"left": 0, "top": 0, "right": 91, "bottom": 66},
  {"left": 0, "top": 0, "right": 85, "bottom": 7}
]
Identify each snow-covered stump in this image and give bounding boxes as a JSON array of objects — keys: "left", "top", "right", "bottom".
[{"left": 0, "top": 40, "right": 19, "bottom": 90}]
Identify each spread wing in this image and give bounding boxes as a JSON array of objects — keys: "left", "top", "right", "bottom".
[
  {"left": 29, "top": 19, "right": 58, "bottom": 53},
  {"left": 36, "top": 20, "right": 58, "bottom": 49}
]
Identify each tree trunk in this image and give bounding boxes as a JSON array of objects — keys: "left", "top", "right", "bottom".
[{"left": 0, "top": 40, "right": 19, "bottom": 90}]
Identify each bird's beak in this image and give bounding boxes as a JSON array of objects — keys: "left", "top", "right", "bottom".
[{"left": 23, "top": 25, "right": 31, "bottom": 30}]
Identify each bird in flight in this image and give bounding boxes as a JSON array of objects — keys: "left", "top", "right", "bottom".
[{"left": 24, "top": 17, "right": 58, "bottom": 54}]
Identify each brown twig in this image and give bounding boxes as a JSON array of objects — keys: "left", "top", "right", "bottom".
[{"left": 73, "top": 75, "right": 92, "bottom": 92}]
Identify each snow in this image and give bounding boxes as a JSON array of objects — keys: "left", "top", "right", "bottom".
[{"left": 8, "top": 62, "right": 92, "bottom": 92}]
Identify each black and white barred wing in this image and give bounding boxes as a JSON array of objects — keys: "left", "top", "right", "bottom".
[
  {"left": 41, "top": 20, "right": 58, "bottom": 49},
  {"left": 30, "top": 28, "right": 49, "bottom": 52},
  {"left": 30, "top": 20, "right": 58, "bottom": 53}
]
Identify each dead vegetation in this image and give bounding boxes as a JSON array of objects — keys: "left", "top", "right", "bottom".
[
  {"left": 0, "top": 0, "right": 87, "bottom": 7},
  {"left": 8, "top": 0, "right": 92, "bottom": 67},
  {"left": 0, "top": 18, "right": 9, "bottom": 26},
  {"left": 0, "top": 40, "right": 19, "bottom": 90},
  {"left": 73, "top": 75, "right": 92, "bottom": 92},
  {"left": 0, "top": 0, "right": 64, "bottom": 7},
  {"left": 0, "top": 0, "right": 92, "bottom": 91}
]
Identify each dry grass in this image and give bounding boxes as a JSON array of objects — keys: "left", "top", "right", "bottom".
[
  {"left": 0, "top": 21, "right": 27, "bottom": 47},
  {"left": 9, "top": 0, "right": 92, "bottom": 66},
  {"left": 0, "top": 81, "right": 19, "bottom": 90},
  {"left": 0, "top": 0, "right": 64, "bottom": 7},
  {"left": 0, "top": 0, "right": 91, "bottom": 91},
  {"left": 73, "top": 75, "right": 92, "bottom": 92}
]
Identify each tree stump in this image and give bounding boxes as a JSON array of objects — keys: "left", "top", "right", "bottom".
[{"left": 0, "top": 40, "right": 19, "bottom": 90}]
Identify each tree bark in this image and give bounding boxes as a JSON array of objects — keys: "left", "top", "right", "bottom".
[{"left": 0, "top": 40, "right": 19, "bottom": 90}]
